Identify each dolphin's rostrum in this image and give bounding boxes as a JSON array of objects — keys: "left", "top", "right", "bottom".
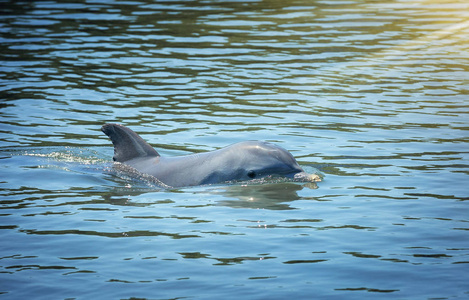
[{"left": 101, "top": 123, "right": 320, "bottom": 187}]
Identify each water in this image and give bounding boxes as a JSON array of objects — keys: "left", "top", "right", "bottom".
[{"left": 1, "top": 0, "right": 469, "bottom": 299}]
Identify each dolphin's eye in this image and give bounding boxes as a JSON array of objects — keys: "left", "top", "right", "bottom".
[{"left": 247, "top": 170, "right": 256, "bottom": 179}]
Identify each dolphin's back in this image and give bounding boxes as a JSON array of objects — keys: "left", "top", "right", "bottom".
[{"left": 101, "top": 123, "right": 160, "bottom": 162}]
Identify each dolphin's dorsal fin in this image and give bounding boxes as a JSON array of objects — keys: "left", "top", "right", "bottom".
[{"left": 101, "top": 123, "right": 160, "bottom": 162}]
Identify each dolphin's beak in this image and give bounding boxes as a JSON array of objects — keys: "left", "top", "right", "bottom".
[{"left": 294, "top": 172, "right": 322, "bottom": 182}]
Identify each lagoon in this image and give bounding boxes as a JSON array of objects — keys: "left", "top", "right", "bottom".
[{"left": 1, "top": 0, "right": 469, "bottom": 299}]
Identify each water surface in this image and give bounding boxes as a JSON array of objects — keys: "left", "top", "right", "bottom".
[{"left": 1, "top": 0, "right": 469, "bottom": 299}]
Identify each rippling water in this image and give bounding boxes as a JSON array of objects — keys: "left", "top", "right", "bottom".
[{"left": 1, "top": 0, "right": 469, "bottom": 299}]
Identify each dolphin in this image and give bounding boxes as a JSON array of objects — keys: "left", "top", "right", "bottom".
[{"left": 101, "top": 123, "right": 321, "bottom": 188}]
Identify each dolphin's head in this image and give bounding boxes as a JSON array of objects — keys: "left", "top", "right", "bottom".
[{"left": 214, "top": 141, "right": 320, "bottom": 183}]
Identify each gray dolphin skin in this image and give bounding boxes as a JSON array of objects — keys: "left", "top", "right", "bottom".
[{"left": 101, "top": 123, "right": 321, "bottom": 187}]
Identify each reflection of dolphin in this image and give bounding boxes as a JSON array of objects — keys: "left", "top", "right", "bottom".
[
  {"left": 212, "top": 183, "right": 317, "bottom": 210},
  {"left": 101, "top": 124, "right": 321, "bottom": 188}
]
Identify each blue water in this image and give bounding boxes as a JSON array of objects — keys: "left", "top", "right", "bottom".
[{"left": 1, "top": 0, "right": 469, "bottom": 299}]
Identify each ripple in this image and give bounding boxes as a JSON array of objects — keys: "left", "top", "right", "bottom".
[{"left": 1, "top": 0, "right": 468, "bottom": 299}]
